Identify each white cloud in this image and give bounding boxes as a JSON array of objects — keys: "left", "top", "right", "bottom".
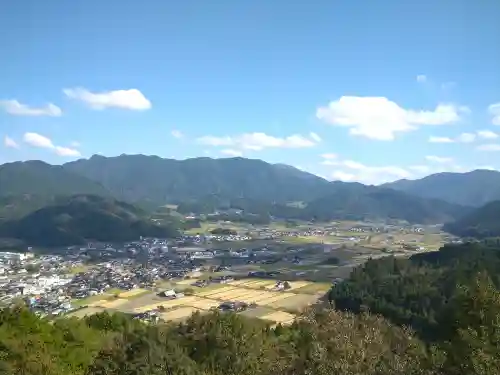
[
  {"left": 477, "top": 130, "right": 498, "bottom": 139},
  {"left": 425, "top": 155, "right": 453, "bottom": 163},
  {"left": 54, "top": 146, "right": 81, "bottom": 157},
  {"left": 309, "top": 132, "right": 321, "bottom": 142},
  {"left": 316, "top": 96, "right": 466, "bottom": 140},
  {"left": 3, "top": 136, "right": 19, "bottom": 149},
  {"left": 63, "top": 87, "right": 151, "bottom": 110},
  {"left": 429, "top": 130, "right": 496, "bottom": 143},
  {"left": 477, "top": 144, "right": 500, "bottom": 151},
  {"left": 23, "top": 132, "right": 81, "bottom": 157},
  {"left": 456, "top": 132, "right": 476, "bottom": 143},
  {"left": 489, "top": 103, "right": 500, "bottom": 125},
  {"left": 0, "top": 99, "right": 62, "bottom": 117},
  {"left": 171, "top": 129, "right": 183, "bottom": 139},
  {"left": 23, "top": 132, "right": 54, "bottom": 148},
  {"left": 324, "top": 158, "right": 412, "bottom": 184},
  {"left": 321, "top": 153, "right": 337, "bottom": 160},
  {"left": 331, "top": 171, "right": 355, "bottom": 181},
  {"left": 220, "top": 149, "right": 243, "bottom": 157},
  {"left": 70, "top": 141, "right": 81, "bottom": 147},
  {"left": 197, "top": 132, "right": 318, "bottom": 151},
  {"left": 429, "top": 136, "right": 454, "bottom": 143}
]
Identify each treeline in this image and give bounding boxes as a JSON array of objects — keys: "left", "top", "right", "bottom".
[{"left": 0, "top": 305, "right": 443, "bottom": 375}]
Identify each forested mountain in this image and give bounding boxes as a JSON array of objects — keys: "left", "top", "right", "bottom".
[
  {"left": 0, "top": 160, "right": 110, "bottom": 197},
  {"left": 0, "top": 194, "right": 179, "bottom": 246},
  {"left": 62, "top": 154, "right": 468, "bottom": 224},
  {"left": 2, "top": 242, "right": 500, "bottom": 374},
  {"left": 0, "top": 155, "right": 471, "bottom": 224},
  {"left": 302, "top": 183, "right": 469, "bottom": 224},
  {"left": 63, "top": 154, "right": 334, "bottom": 204},
  {"left": 443, "top": 200, "right": 500, "bottom": 238},
  {"left": 177, "top": 184, "right": 469, "bottom": 224},
  {"left": 383, "top": 169, "right": 500, "bottom": 207}
]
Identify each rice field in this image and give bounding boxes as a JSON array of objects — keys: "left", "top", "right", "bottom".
[
  {"left": 160, "top": 307, "right": 201, "bottom": 321},
  {"left": 118, "top": 288, "right": 149, "bottom": 298},
  {"left": 260, "top": 311, "right": 296, "bottom": 325},
  {"left": 74, "top": 278, "right": 324, "bottom": 325}
]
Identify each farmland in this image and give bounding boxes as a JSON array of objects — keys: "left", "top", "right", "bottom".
[{"left": 72, "top": 278, "right": 329, "bottom": 326}]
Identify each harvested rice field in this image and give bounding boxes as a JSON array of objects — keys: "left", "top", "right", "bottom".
[
  {"left": 266, "top": 293, "right": 318, "bottom": 310},
  {"left": 70, "top": 278, "right": 325, "bottom": 326},
  {"left": 67, "top": 307, "right": 106, "bottom": 318},
  {"left": 98, "top": 298, "right": 130, "bottom": 309},
  {"left": 160, "top": 307, "right": 201, "bottom": 321},
  {"left": 260, "top": 311, "right": 296, "bottom": 325},
  {"left": 118, "top": 288, "right": 149, "bottom": 298},
  {"left": 264, "top": 281, "right": 311, "bottom": 290}
]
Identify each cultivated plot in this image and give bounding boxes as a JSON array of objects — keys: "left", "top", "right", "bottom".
[
  {"left": 260, "top": 311, "right": 296, "bottom": 325},
  {"left": 160, "top": 307, "right": 201, "bottom": 321},
  {"left": 118, "top": 288, "right": 149, "bottom": 298},
  {"left": 266, "top": 294, "right": 318, "bottom": 310},
  {"left": 68, "top": 307, "right": 106, "bottom": 318},
  {"left": 264, "top": 281, "right": 311, "bottom": 290}
]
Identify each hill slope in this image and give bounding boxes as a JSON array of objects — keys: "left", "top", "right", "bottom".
[
  {"left": 443, "top": 200, "right": 500, "bottom": 238},
  {"left": 63, "top": 154, "right": 334, "bottom": 204},
  {"left": 382, "top": 169, "right": 500, "bottom": 207},
  {"left": 302, "top": 183, "right": 469, "bottom": 224},
  {"left": 0, "top": 195, "right": 179, "bottom": 247},
  {"left": 0, "top": 160, "right": 110, "bottom": 197}
]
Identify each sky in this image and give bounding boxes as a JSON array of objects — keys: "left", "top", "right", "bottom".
[{"left": 1, "top": 0, "right": 500, "bottom": 185}]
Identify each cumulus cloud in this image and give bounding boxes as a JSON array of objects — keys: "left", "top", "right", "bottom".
[
  {"left": 489, "top": 103, "right": 500, "bottom": 125},
  {"left": 477, "top": 144, "right": 500, "bottom": 151},
  {"left": 220, "top": 149, "right": 243, "bottom": 157},
  {"left": 425, "top": 155, "right": 453, "bottom": 163},
  {"left": 3, "top": 136, "right": 19, "bottom": 149},
  {"left": 24, "top": 132, "right": 54, "bottom": 148},
  {"left": 23, "top": 132, "right": 81, "bottom": 157},
  {"left": 197, "top": 132, "right": 318, "bottom": 151},
  {"left": 477, "top": 130, "right": 498, "bottom": 139},
  {"left": 429, "top": 130, "right": 497, "bottom": 143},
  {"left": 0, "top": 99, "right": 62, "bottom": 117},
  {"left": 429, "top": 136, "right": 454, "bottom": 143},
  {"left": 171, "top": 130, "right": 183, "bottom": 139},
  {"left": 54, "top": 146, "right": 81, "bottom": 157},
  {"left": 322, "top": 157, "right": 412, "bottom": 184},
  {"left": 63, "top": 87, "right": 151, "bottom": 110},
  {"left": 331, "top": 171, "right": 355, "bottom": 181},
  {"left": 321, "top": 153, "right": 337, "bottom": 160},
  {"left": 316, "top": 96, "right": 466, "bottom": 140}
]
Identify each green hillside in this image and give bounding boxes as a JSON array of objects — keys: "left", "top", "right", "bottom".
[
  {"left": 443, "top": 200, "right": 500, "bottom": 238},
  {"left": 0, "top": 194, "right": 179, "bottom": 247}
]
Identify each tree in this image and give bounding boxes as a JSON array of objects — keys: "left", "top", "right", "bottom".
[{"left": 441, "top": 273, "right": 500, "bottom": 375}]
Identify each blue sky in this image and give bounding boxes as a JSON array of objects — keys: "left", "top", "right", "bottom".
[{"left": 1, "top": 0, "right": 500, "bottom": 184}]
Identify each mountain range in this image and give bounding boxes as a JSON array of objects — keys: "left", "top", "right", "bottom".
[
  {"left": 2, "top": 154, "right": 500, "bottom": 227},
  {"left": 383, "top": 169, "right": 500, "bottom": 207}
]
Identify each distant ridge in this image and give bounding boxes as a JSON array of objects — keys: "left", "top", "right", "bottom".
[{"left": 382, "top": 169, "right": 500, "bottom": 207}]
